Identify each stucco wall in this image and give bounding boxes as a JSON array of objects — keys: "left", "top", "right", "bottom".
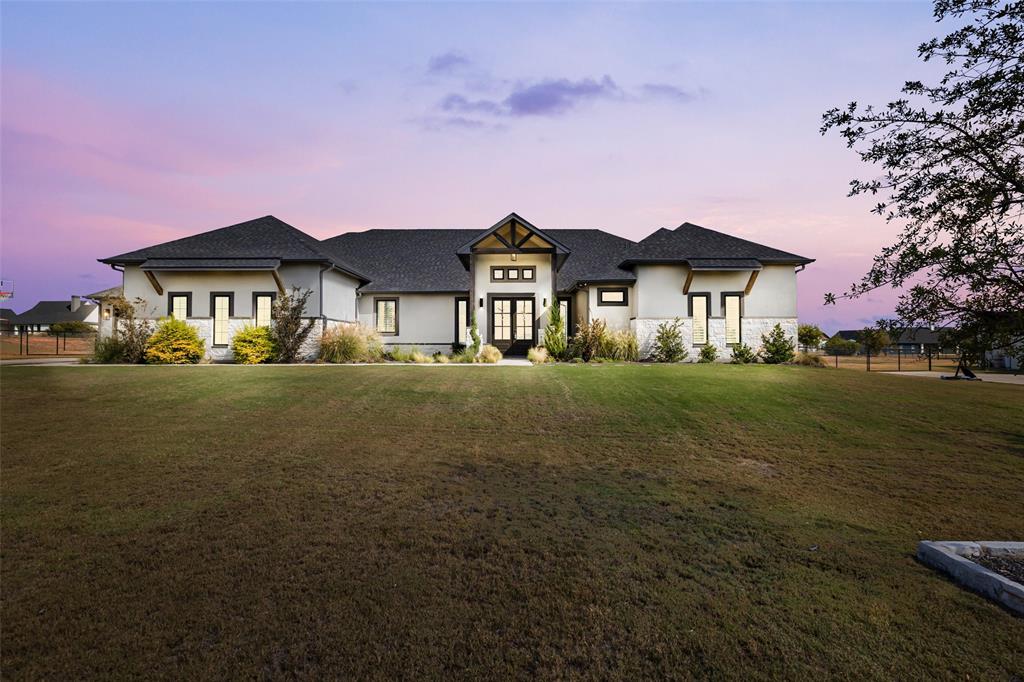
[
  {"left": 357, "top": 292, "right": 460, "bottom": 348},
  {"left": 473, "top": 253, "right": 554, "bottom": 344},
  {"left": 585, "top": 285, "right": 634, "bottom": 331},
  {"left": 321, "top": 269, "right": 360, "bottom": 322},
  {"left": 634, "top": 264, "right": 797, "bottom": 318}
]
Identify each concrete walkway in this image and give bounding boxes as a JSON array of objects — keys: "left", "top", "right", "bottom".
[{"left": 881, "top": 370, "right": 1024, "bottom": 386}]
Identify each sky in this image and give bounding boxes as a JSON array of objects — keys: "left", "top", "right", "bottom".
[{"left": 1, "top": 1, "right": 947, "bottom": 331}]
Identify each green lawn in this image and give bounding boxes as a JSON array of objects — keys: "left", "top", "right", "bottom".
[{"left": 2, "top": 365, "right": 1023, "bottom": 679}]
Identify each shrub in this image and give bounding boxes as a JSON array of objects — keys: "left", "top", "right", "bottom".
[
  {"left": 698, "top": 343, "right": 718, "bottom": 363},
  {"left": 543, "top": 303, "right": 567, "bottom": 360},
  {"left": 320, "top": 323, "right": 382, "bottom": 363},
  {"left": 527, "top": 346, "right": 549, "bottom": 365},
  {"left": 388, "top": 346, "right": 414, "bottom": 362},
  {"left": 272, "top": 288, "right": 317, "bottom": 363},
  {"left": 233, "top": 325, "right": 277, "bottom": 364},
  {"left": 824, "top": 335, "right": 857, "bottom": 356},
  {"left": 410, "top": 349, "right": 434, "bottom": 364},
  {"left": 434, "top": 353, "right": 450, "bottom": 364},
  {"left": 730, "top": 343, "right": 757, "bottom": 364},
  {"left": 795, "top": 351, "right": 827, "bottom": 367},
  {"left": 49, "top": 321, "right": 94, "bottom": 335},
  {"left": 451, "top": 349, "right": 476, "bottom": 363},
  {"left": 571, "top": 319, "right": 607, "bottom": 362},
  {"left": 93, "top": 336, "right": 127, "bottom": 363},
  {"left": 595, "top": 329, "right": 639, "bottom": 362},
  {"left": 145, "top": 317, "right": 204, "bottom": 364},
  {"left": 797, "top": 323, "right": 824, "bottom": 351},
  {"left": 651, "top": 318, "right": 687, "bottom": 363},
  {"left": 759, "top": 323, "right": 796, "bottom": 364},
  {"left": 477, "top": 344, "right": 502, "bottom": 363},
  {"left": 110, "top": 296, "right": 154, "bottom": 364},
  {"left": 469, "top": 311, "right": 482, "bottom": 356}
]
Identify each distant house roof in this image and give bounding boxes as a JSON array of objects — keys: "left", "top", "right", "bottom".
[
  {"left": 620, "top": 223, "right": 813, "bottom": 267},
  {"left": 84, "top": 286, "right": 123, "bottom": 300},
  {"left": 832, "top": 327, "right": 954, "bottom": 344},
  {"left": 99, "top": 215, "right": 369, "bottom": 282},
  {"left": 13, "top": 300, "right": 98, "bottom": 325},
  {"left": 0, "top": 307, "right": 16, "bottom": 321}
]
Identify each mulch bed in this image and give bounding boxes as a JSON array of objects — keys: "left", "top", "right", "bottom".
[{"left": 974, "top": 554, "right": 1024, "bottom": 584}]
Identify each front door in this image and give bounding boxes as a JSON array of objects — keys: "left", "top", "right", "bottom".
[{"left": 490, "top": 297, "right": 535, "bottom": 356}]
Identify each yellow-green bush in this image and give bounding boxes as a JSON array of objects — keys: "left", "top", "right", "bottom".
[
  {"left": 320, "top": 323, "right": 383, "bottom": 363},
  {"left": 527, "top": 346, "right": 549, "bottom": 365},
  {"left": 477, "top": 344, "right": 502, "bottom": 363},
  {"left": 232, "top": 325, "right": 277, "bottom": 364},
  {"left": 144, "top": 317, "right": 204, "bottom": 364}
]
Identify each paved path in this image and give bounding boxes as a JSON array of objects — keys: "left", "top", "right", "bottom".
[{"left": 881, "top": 370, "right": 1024, "bottom": 385}]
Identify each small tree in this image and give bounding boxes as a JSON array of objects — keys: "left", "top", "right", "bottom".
[
  {"left": 651, "top": 318, "right": 687, "bottom": 363},
  {"left": 271, "top": 288, "right": 317, "bottom": 363},
  {"left": 111, "top": 296, "right": 154, "bottom": 364},
  {"left": 730, "top": 343, "right": 757, "bottom": 364},
  {"left": 469, "top": 311, "right": 482, "bottom": 356},
  {"left": 145, "top": 317, "right": 205, "bottom": 364},
  {"left": 759, "top": 324, "right": 795, "bottom": 364},
  {"left": 698, "top": 343, "right": 718, "bottom": 363},
  {"left": 571, "top": 319, "right": 607, "bottom": 362},
  {"left": 824, "top": 335, "right": 858, "bottom": 356},
  {"left": 543, "top": 302, "right": 567, "bottom": 360},
  {"left": 857, "top": 328, "right": 891, "bottom": 355},
  {"left": 797, "top": 324, "right": 824, "bottom": 351}
]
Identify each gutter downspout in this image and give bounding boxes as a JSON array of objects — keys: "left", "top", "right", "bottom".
[
  {"left": 795, "top": 264, "right": 806, "bottom": 273},
  {"left": 319, "top": 264, "right": 329, "bottom": 334}
]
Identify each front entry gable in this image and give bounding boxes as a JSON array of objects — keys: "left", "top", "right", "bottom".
[{"left": 456, "top": 213, "right": 571, "bottom": 269}]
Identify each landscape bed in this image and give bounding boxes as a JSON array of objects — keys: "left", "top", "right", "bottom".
[{"left": 2, "top": 365, "right": 1023, "bottom": 679}]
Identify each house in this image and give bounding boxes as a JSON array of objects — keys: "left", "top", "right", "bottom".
[
  {"left": 98, "top": 213, "right": 814, "bottom": 360},
  {"left": 832, "top": 327, "right": 956, "bottom": 355},
  {"left": 0, "top": 308, "right": 16, "bottom": 332},
  {"left": 83, "top": 286, "right": 124, "bottom": 339},
  {"left": 10, "top": 297, "right": 99, "bottom": 332}
]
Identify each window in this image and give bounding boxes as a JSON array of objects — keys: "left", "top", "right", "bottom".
[
  {"left": 455, "top": 297, "right": 469, "bottom": 345},
  {"left": 253, "top": 293, "right": 275, "bottom": 327},
  {"left": 168, "top": 292, "right": 191, "bottom": 320},
  {"left": 689, "top": 293, "right": 709, "bottom": 346},
  {"left": 490, "top": 266, "right": 536, "bottom": 282},
  {"left": 723, "top": 293, "right": 742, "bottom": 345},
  {"left": 516, "top": 299, "right": 534, "bottom": 340},
  {"left": 493, "top": 299, "right": 511, "bottom": 340},
  {"left": 597, "top": 287, "right": 628, "bottom": 306},
  {"left": 375, "top": 298, "right": 398, "bottom": 335},
  {"left": 558, "top": 298, "right": 571, "bottom": 338},
  {"left": 211, "top": 293, "right": 233, "bottom": 346}
]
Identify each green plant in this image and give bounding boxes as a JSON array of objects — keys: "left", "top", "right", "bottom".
[
  {"left": 729, "top": 343, "right": 757, "bottom": 364},
  {"left": 858, "top": 328, "right": 892, "bottom": 355},
  {"left": 271, "top": 288, "right": 317, "bottom": 363},
  {"left": 49, "top": 321, "right": 94, "bottom": 335},
  {"left": 477, "top": 344, "right": 502, "bottom": 364},
  {"left": 651, "top": 319, "right": 687, "bottom": 363},
  {"left": 794, "top": 352, "right": 827, "bottom": 367},
  {"left": 388, "top": 346, "right": 413, "bottom": 362},
  {"left": 824, "top": 335, "right": 857, "bottom": 356},
  {"left": 410, "top": 349, "right": 434, "bottom": 364},
  {"left": 543, "top": 303, "right": 567, "bottom": 360},
  {"left": 92, "top": 336, "right": 127, "bottom": 363},
  {"left": 111, "top": 296, "right": 154, "bottom": 364},
  {"left": 527, "top": 346, "right": 549, "bottom": 365},
  {"left": 144, "top": 317, "right": 205, "bottom": 364},
  {"left": 451, "top": 349, "right": 476, "bottom": 363},
  {"left": 320, "top": 323, "right": 382, "bottom": 363},
  {"left": 698, "top": 344, "right": 718, "bottom": 363},
  {"left": 571, "top": 319, "right": 607, "bottom": 362},
  {"left": 232, "top": 325, "right": 277, "bottom": 364},
  {"left": 595, "top": 329, "right": 639, "bottom": 362},
  {"left": 797, "top": 324, "right": 824, "bottom": 351},
  {"left": 433, "top": 353, "right": 450, "bottom": 364},
  {"left": 759, "top": 324, "right": 796, "bottom": 364}
]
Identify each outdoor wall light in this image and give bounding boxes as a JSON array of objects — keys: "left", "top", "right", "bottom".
[
  {"left": 543, "top": 298, "right": 547, "bottom": 307},
  {"left": 102, "top": 308, "right": 111, "bottom": 319},
  {"left": 479, "top": 298, "right": 483, "bottom": 308},
  {"left": 511, "top": 253, "right": 517, "bottom": 261}
]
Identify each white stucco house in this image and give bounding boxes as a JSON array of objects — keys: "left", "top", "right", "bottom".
[{"left": 98, "top": 213, "right": 813, "bottom": 360}]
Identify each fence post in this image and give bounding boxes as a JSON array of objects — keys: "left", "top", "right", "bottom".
[
  {"left": 835, "top": 352, "right": 839, "bottom": 369},
  {"left": 897, "top": 346, "right": 901, "bottom": 372},
  {"left": 928, "top": 348, "right": 932, "bottom": 371},
  {"left": 866, "top": 349, "right": 871, "bottom": 371}
]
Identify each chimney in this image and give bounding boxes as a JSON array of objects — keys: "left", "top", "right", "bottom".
[{"left": 70, "top": 295, "right": 81, "bottom": 312}]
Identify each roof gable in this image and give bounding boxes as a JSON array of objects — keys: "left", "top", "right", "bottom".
[
  {"left": 456, "top": 213, "right": 571, "bottom": 260},
  {"left": 622, "top": 222, "right": 813, "bottom": 266}
]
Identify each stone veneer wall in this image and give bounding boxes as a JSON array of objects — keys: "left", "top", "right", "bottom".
[
  {"left": 631, "top": 317, "right": 797, "bottom": 361},
  {"left": 187, "top": 318, "right": 325, "bottom": 362}
]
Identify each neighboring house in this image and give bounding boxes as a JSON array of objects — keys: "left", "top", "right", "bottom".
[
  {"left": 98, "top": 213, "right": 814, "bottom": 360},
  {"left": 0, "top": 307, "right": 16, "bottom": 332},
  {"left": 84, "top": 286, "right": 124, "bottom": 339},
  {"left": 10, "top": 297, "right": 99, "bottom": 332},
  {"left": 832, "top": 327, "right": 956, "bottom": 354}
]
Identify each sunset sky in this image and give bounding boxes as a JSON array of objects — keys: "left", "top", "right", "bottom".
[{"left": 1, "top": 1, "right": 945, "bottom": 330}]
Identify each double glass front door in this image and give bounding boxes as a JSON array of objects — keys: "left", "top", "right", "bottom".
[{"left": 491, "top": 297, "right": 534, "bottom": 355}]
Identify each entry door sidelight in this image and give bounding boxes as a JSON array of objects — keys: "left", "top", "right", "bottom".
[{"left": 490, "top": 297, "right": 535, "bottom": 355}]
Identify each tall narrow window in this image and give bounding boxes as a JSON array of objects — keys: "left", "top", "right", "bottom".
[
  {"left": 211, "top": 293, "right": 232, "bottom": 346},
  {"left": 493, "top": 300, "right": 511, "bottom": 340},
  {"left": 455, "top": 298, "right": 469, "bottom": 345},
  {"left": 558, "top": 298, "right": 570, "bottom": 338},
  {"left": 253, "top": 293, "right": 275, "bottom": 327},
  {"left": 375, "top": 298, "right": 398, "bottom": 335},
  {"left": 724, "top": 294, "right": 742, "bottom": 345},
  {"left": 169, "top": 293, "right": 190, "bottom": 320},
  {"left": 690, "top": 294, "right": 709, "bottom": 345},
  {"left": 516, "top": 299, "right": 534, "bottom": 340}
]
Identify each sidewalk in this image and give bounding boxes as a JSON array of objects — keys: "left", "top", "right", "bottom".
[{"left": 881, "top": 371, "right": 1024, "bottom": 386}]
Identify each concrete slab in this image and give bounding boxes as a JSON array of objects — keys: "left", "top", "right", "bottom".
[
  {"left": 882, "top": 371, "right": 1024, "bottom": 385},
  {"left": 918, "top": 540, "right": 1024, "bottom": 615}
]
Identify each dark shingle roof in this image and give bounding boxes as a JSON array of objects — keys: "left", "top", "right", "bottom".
[
  {"left": 0, "top": 308, "right": 15, "bottom": 321},
  {"left": 13, "top": 300, "right": 98, "bottom": 325},
  {"left": 140, "top": 258, "right": 281, "bottom": 271},
  {"left": 99, "top": 215, "right": 368, "bottom": 281},
  {"left": 547, "top": 230, "right": 636, "bottom": 285},
  {"left": 621, "top": 222, "right": 813, "bottom": 266}
]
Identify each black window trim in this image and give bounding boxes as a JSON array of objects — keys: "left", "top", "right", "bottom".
[
  {"left": 209, "top": 292, "right": 234, "bottom": 347},
  {"left": 688, "top": 292, "right": 711, "bottom": 347},
  {"left": 251, "top": 291, "right": 277, "bottom": 324},
  {"left": 597, "top": 286, "right": 629, "bottom": 307},
  {"left": 721, "top": 291, "right": 744, "bottom": 346},
  {"left": 454, "top": 296, "right": 469, "bottom": 346},
  {"left": 374, "top": 296, "right": 399, "bottom": 336},
  {"left": 167, "top": 291, "right": 192, "bottom": 318},
  {"left": 490, "top": 266, "right": 536, "bottom": 283}
]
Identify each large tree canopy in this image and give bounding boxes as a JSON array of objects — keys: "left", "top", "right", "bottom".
[{"left": 822, "top": 0, "right": 1023, "bottom": 362}]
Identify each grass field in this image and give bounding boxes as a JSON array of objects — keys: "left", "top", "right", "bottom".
[{"left": 2, "top": 365, "right": 1023, "bottom": 679}]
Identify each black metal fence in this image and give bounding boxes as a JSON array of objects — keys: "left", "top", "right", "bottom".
[
  {"left": 814, "top": 348, "right": 960, "bottom": 372},
  {"left": 0, "top": 330, "right": 97, "bottom": 357}
]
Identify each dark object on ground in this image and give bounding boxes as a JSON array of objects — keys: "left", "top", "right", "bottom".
[
  {"left": 975, "top": 554, "right": 1024, "bottom": 585},
  {"left": 942, "top": 358, "right": 981, "bottom": 381}
]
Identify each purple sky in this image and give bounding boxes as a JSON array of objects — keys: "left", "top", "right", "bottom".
[{"left": 1, "top": 1, "right": 944, "bottom": 331}]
